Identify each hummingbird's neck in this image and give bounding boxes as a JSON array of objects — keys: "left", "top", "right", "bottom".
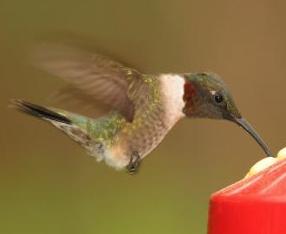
[{"left": 159, "top": 74, "right": 186, "bottom": 126}]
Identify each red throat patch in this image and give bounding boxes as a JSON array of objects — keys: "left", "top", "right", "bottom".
[{"left": 183, "top": 81, "right": 196, "bottom": 104}]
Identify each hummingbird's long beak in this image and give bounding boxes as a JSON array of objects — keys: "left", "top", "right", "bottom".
[{"left": 233, "top": 117, "right": 272, "bottom": 157}]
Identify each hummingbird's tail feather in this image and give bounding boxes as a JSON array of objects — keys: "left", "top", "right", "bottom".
[
  {"left": 11, "top": 99, "right": 72, "bottom": 124},
  {"left": 11, "top": 99, "right": 100, "bottom": 155},
  {"left": 11, "top": 99, "right": 132, "bottom": 170}
]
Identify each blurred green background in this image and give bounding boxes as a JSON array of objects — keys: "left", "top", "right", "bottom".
[{"left": 1, "top": 0, "right": 286, "bottom": 233}]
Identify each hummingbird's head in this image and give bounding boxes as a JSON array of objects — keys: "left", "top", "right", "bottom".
[
  {"left": 183, "top": 72, "right": 272, "bottom": 157},
  {"left": 183, "top": 72, "right": 240, "bottom": 120}
]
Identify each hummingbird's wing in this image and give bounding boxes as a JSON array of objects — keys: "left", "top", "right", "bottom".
[
  {"left": 48, "top": 85, "right": 110, "bottom": 118},
  {"left": 32, "top": 43, "right": 144, "bottom": 122}
]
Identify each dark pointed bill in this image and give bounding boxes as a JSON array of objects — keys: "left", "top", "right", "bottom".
[{"left": 234, "top": 117, "right": 272, "bottom": 157}]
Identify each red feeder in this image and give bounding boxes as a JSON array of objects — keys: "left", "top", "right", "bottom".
[{"left": 208, "top": 159, "right": 286, "bottom": 234}]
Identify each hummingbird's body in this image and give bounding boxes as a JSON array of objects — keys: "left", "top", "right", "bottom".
[
  {"left": 13, "top": 43, "right": 272, "bottom": 173},
  {"left": 16, "top": 73, "right": 185, "bottom": 170}
]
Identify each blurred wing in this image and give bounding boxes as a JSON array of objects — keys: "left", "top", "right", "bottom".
[
  {"left": 49, "top": 85, "right": 110, "bottom": 118},
  {"left": 33, "top": 43, "right": 143, "bottom": 121}
]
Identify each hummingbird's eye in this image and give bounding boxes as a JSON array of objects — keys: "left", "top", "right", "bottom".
[{"left": 214, "top": 93, "right": 224, "bottom": 104}]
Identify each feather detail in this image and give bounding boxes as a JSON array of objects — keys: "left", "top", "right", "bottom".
[
  {"left": 32, "top": 43, "right": 144, "bottom": 122},
  {"left": 11, "top": 99, "right": 71, "bottom": 124}
]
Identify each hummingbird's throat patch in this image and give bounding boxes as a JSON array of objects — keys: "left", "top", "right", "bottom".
[
  {"left": 183, "top": 81, "right": 197, "bottom": 115},
  {"left": 183, "top": 82, "right": 196, "bottom": 104}
]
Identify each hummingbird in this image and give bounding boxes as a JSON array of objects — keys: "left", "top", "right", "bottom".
[{"left": 13, "top": 43, "right": 272, "bottom": 174}]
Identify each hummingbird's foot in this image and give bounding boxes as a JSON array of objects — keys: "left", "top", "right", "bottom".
[{"left": 126, "top": 151, "right": 141, "bottom": 175}]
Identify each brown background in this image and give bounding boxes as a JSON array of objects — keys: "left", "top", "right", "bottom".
[{"left": 0, "top": 0, "right": 285, "bottom": 233}]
